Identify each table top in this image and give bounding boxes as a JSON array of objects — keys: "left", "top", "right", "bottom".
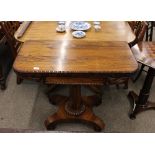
[
  {"left": 15, "top": 21, "right": 135, "bottom": 43},
  {"left": 13, "top": 40, "right": 138, "bottom": 75},
  {"left": 131, "top": 42, "right": 155, "bottom": 69}
]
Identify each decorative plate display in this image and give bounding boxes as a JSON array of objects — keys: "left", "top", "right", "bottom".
[
  {"left": 70, "top": 21, "right": 91, "bottom": 31},
  {"left": 72, "top": 31, "right": 86, "bottom": 38}
]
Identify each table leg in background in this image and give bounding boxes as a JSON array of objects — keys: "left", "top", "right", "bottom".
[{"left": 128, "top": 67, "right": 155, "bottom": 119}]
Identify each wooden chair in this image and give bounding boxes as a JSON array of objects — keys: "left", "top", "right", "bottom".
[
  {"left": 128, "top": 21, "right": 137, "bottom": 31},
  {"left": 0, "top": 22, "right": 21, "bottom": 59},
  {"left": 0, "top": 36, "right": 13, "bottom": 89},
  {"left": 132, "top": 22, "right": 154, "bottom": 82},
  {"left": 108, "top": 21, "right": 148, "bottom": 89},
  {"left": 133, "top": 22, "right": 155, "bottom": 82},
  {"left": 145, "top": 21, "right": 154, "bottom": 41},
  {"left": 128, "top": 41, "right": 155, "bottom": 119},
  {"left": 0, "top": 21, "right": 21, "bottom": 90},
  {"left": 129, "top": 21, "right": 148, "bottom": 47}
]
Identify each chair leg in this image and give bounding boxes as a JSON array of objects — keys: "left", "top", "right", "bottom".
[
  {"left": 0, "top": 65, "right": 6, "bottom": 90},
  {"left": 17, "top": 76, "right": 23, "bottom": 84},
  {"left": 133, "top": 64, "right": 145, "bottom": 83},
  {"left": 124, "top": 79, "right": 129, "bottom": 89},
  {"left": 115, "top": 79, "right": 129, "bottom": 89},
  {"left": 0, "top": 79, "right": 6, "bottom": 90},
  {"left": 116, "top": 84, "right": 119, "bottom": 89}
]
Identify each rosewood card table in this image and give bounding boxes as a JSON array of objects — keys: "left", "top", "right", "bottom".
[{"left": 13, "top": 40, "right": 138, "bottom": 131}]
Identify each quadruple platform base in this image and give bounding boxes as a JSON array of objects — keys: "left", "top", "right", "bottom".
[{"left": 45, "top": 91, "right": 105, "bottom": 132}]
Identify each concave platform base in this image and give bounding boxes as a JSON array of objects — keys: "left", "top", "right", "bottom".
[{"left": 45, "top": 85, "right": 105, "bottom": 132}]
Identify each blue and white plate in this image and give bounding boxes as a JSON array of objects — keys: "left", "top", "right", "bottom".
[
  {"left": 72, "top": 31, "right": 86, "bottom": 38},
  {"left": 70, "top": 21, "right": 91, "bottom": 31}
]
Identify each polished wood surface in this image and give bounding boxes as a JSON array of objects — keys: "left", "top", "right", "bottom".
[
  {"left": 15, "top": 21, "right": 135, "bottom": 43},
  {"left": 13, "top": 40, "right": 138, "bottom": 74},
  {"left": 131, "top": 42, "right": 155, "bottom": 69},
  {"left": 14, "top": 21, "right": 136, "bottom": 88}
]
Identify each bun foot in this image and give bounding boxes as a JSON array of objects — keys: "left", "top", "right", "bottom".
[
  {"left": 94, "top": 126, "right": 102, "bottom": 132},
  {"left": 46, "top": 123, "right": 56, "bottom": 130}
]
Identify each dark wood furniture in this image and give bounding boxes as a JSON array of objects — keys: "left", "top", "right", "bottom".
[
  {"left": 0, "top": 21, "right": 21, "bottom": 58},
  {"left": 0, "top": 22, "right": 22, "bottom": 85},
  {"left": 128, "top": 21, "right": 137, "bottom": 31},
  {"left": 0, "top": 37, "right": 13, "bottom": 90},
  {"left": 128, "top": 42, "right": 155, "bottom": 119},
  {"left": 13, "top": 40, "right": 138, "bottom": 131},
  {"left": 0, "top": 21, "right": 21, "bottom": 90},
  {"left": 145, "top": 21, "right": 154, "bottom": 41},
  {"left": 133, "top": 22, "right": 155, "bottom": 82},
  {"left": 129, "top": 21, "right": 148, "bottom": 48}
]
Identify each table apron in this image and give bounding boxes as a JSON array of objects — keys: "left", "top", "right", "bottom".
[{"left": 14, "top": 71, "right": 135, "bottom": 85}]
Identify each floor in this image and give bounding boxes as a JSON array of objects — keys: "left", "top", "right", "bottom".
[{"left": 0, "top": 68, "right": 155, "bottom": 132}]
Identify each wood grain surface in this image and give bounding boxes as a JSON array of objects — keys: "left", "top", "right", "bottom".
[
  {"left": 13, "top": 40, "right": 138, "bottom": 74},
  {"left": 15, "top": 21, "right": 135, "bottom": 43}
]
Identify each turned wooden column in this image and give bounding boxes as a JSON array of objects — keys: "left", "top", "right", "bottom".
[{"left": 65, "top": 85, "right": 85, "bottom": 116}]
